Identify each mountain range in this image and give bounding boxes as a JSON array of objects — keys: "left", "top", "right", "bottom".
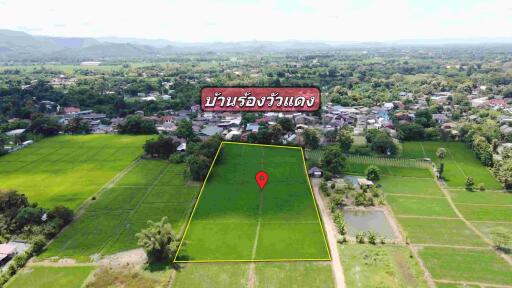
[{"left": 1, "top": 29, "right": 512, "bottom": 62}]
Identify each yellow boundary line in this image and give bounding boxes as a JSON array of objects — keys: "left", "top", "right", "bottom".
[{"left": 173, "top": 141, "right": 331, "bottom": 263}]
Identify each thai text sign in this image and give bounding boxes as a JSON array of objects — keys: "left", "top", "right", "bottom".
[{"left": 201, "top": 87, "right": 320, "bottom": 112}]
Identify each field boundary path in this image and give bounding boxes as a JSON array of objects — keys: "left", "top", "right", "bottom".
[
  {"left": 311, "top": 179, "right": 346, "bottom": 288},
  {"left": 435, "top": 178, "right": 512, "bottom": 266}
]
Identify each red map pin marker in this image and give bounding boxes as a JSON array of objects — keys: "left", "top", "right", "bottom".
[{"left": 255, "top": 171, "right": 269, "bottom": 190}]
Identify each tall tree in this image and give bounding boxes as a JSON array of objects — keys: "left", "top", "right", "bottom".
[
  {"left": 336, "top": 129, "right": 353, "bottom": 153},
  {"left": 175, "top": 119, "right": 197, "bottom": 142},
  {"left": 303, "top": 128, "right": 320, "bottom": 149},
  {"left": 321, "top": 145, "right": 346, "bottom": 175}
]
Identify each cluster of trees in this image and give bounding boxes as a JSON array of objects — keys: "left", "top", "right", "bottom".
[
  {"left": 321, "top": 145, "right": 346, "bottom": 178},
  {"left": 64, "top": 117, "right": 91, "bottom": 134},
  {"left": 354, "top": 185, "right": 383, "bottom": 207},
  {"left": 459, "top": 120, "right": 501, "bottom": 167},
  {"left": 185, "top": 136, "right": 222, "bottom": 181},
  {"left": 144, "top": 136, "right": 178, "bottom": 159},
  {"left": 366, "top": 129, "right": 397, "bottom": 155},
  {"left": 493, "top": 148, "right": 512, "bottom": 189},
  {"left": 118, "top": 115, "right": 157, "bottom": 135},
  {"left": 0, "top": 190, "right": 73, "bottom": 242}
]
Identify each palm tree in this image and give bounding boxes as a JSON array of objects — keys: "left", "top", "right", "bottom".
[
  {"left": 436, "top": 148, "right": 447, "bottom": 179},
  {"left": 436, "top": 148, "right": 447, "bottom": 162},
  {"left": 136, "top": 217, "right": 178, "bottom": 263}
]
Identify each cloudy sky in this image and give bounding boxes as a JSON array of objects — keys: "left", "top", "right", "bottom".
[{"left": 0, "top": 0, "right": 511, "bottom": 42}]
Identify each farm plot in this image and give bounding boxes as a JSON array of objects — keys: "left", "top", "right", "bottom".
[
  {"left": 385, "top": 194, "right": 456, "bottom": 218},
  {"left": 378, "top": 176, "right": 444, "bottom": 197},
  {"left": 419, "top": 246, "right": 512, "bottom": 286},
  {"left": 176, "top": 143, "right": 329, "bottom": 262},
  {"left": 41, "top": 160, "right": 199, "bottom": 261},
  {"left": 172, "top": 262, "right": 333, "bottom": 288},
  {"left": 5, "top": 266, "right": 94, "bottom": 288},
  {"left": 306, "top": 149, "right": 432, "bottom": 178},
  {"left": 397, "top": 217, "right": 487, "bottom": 247},
  {"left": 339, "top": 244, "right": 428, "bottom": 288},
  {"left": 0, "top": 135, "right": 150, "bottom": 210},
  {"left": 401, "top": 141, "right": 501, "bottom": 190}
]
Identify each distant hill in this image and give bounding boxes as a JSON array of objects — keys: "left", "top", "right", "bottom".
[{"left": 1, "top": 29, "right": 512, "bottom": 63}]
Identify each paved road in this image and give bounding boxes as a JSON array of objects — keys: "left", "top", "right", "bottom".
[{"left": 311, "top": 179, "right": 346, "bottom": 288}]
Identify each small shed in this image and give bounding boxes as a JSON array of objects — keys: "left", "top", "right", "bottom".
[
  {"left": 0, "top": 243, "right": 16, "bottom": 266},
  {"left": 357, "top": 178, "right": 374, "bottom": 188},
  {"left": 308, "top": 167, "right": 323, "bottom": 178}
]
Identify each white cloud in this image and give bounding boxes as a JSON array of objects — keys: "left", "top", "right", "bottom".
[{"left": 0, "top": 0, "right": 510, "bottom": 41}]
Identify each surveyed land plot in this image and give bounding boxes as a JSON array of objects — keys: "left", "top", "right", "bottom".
[
  {"left": 0, "top": 135, "right": 150, "bottom": 210},
  {"left": 176, "top": 142, "right": 330, "bottom": 262}
]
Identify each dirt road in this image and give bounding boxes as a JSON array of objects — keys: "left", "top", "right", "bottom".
[{"left": 311, "top": 179, "right": 346, "bottom": 288}]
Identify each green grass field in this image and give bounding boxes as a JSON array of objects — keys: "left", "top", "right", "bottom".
[
  {"left": 172, "top": 262, "right": 334, "bottom": 288},
  {"left": 0, "top": 135, "right": 150, "bottom": 209},
  {"left": 397, "top": 217, "right": 487, "bottom": 247},
  {"left": 449, "top": 189, "right": 512, "bottom": 205},
  {"left": 176, "top": 143, "right": 329, "bottom": 262},
  {"left": 41, "top": 160, "right": 199, "bottom": 261},
  {"left": 5, "top": 266, "right": 94, "bottom": 288},
  {"left": 172, "top": 263, "right": 249, "bottom": 288},
  {"left": 339, "top": 244, "right": 428, "bottom": 288},
  {"left": 401, "top": 141, "right": 502, "bottom": 190},
  {"left": 419, "top": 246, "right": 512, "bottom": 285},
  {"left": 385, "top": 195, "right": 456, "bottom": 217},
  {"left": 454, "top": 203, "right": 512, "bottom": 222},
  {"left": 378, "top": 176, "right": 444, "bottom": 197},
  {"left": 255, "top": 262, "right": 334, "bottom": 288}
]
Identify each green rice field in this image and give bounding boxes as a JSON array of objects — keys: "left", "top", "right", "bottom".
[
  {"left": 5, "top": 266, "right": 94, "bottom": 288},
  {"left": 41, "top": 160, "right": 199, "bottom": 261},
  {"left": 176, "top": 143, "right": 330, "bottom": 262},
  {"left": 0, "top": 135, "right": 150, "bottom": 209}
]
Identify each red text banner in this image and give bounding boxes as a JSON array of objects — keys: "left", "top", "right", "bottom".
[{"left": 201, "top": 87, "right": 320, "bottom": 112}]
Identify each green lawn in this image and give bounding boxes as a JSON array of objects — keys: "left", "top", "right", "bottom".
[
  {"left": 6, "top": 266, "right": 94, "bottom": 288},
  {"left": 176, "top": 143, "right": 329, "bottom": 262},
  {"left": 172, "top": 263, "right": 249, "bottom": 288},
  {"left": 41, "top": 161, "right": 198, "bottom": 261},
  {"left": 385, "top": 195, "right": 456, "bottom": 217},
  {"left": 378, "top": 176, "right": 444, "bottom": 197},
  {"left": 339, "top": 244, "right": 428, "bottom": 288},
  {"left": 397, "top": 217, "right": 487, "bottom": 247},
  {"left": 401, "top": 141, "right": 502, "bottom": 190},
  {"left": 255, "top": 262, "right": 334, "bottom": 288},
  {"left": 0, "top": 134, "right": 150, "bottom": 209},
  {"left": 419, "top": 246, "right": 512, "bottom": 285}
]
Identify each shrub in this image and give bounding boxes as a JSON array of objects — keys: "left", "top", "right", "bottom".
[
  {"left": 367, "top": 231, "right": 378, "bottom": 245},
  {"left": 323, "top": 171, "right": 333, "bottom": 181},
  {"left": 330, "top": 183, "right": 336, "bottom": 190},
  {"left": 477, "top": 183, "right": 486, "bottom": 191},
  {"left": 465, "top": 177, "right": 475, "bottom": 191},
  {"left": 169, "top": 153, "right": 185, "bottom": 163},
  {"left": 356, "top": 232, "right": 366, "bottom": 244},
  {"left": 320, "top": 180, "right": 328, "bottom": 194},
  {"left": 49, "top": 205, "right": 74, "bottom": 227},
  {"left": 365, "top": 165, "right": 381, "bottom": 181},
  {"left": 30, "top": 235, "right": 47, "bottom": 255}
]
